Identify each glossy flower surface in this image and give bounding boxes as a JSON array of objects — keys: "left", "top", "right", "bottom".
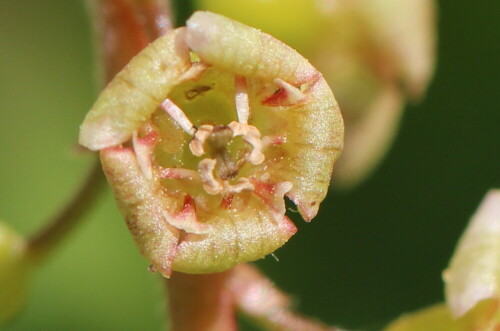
[{"left": 80, "top": 11, "right": 343, "bottom": 276}]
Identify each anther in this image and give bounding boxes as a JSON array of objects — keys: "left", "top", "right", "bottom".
[
  {"left": 228, "top": 122, "right": 265, "bottom": 165},
  {"left": 189, "top": 125, "right": 214, "bottom": 156},
  {"left": 198, "top": 158, "right": 223, "bottom": 195}
]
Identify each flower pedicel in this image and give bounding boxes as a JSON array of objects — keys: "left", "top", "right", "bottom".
[{"left": 79, "top": 11, "right": 343, "bottom": 277}]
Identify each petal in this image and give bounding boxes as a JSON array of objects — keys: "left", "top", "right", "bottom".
[
  {"left": 86, "top": 12, "right": 343, "bottom": 274},
  {"left": 80, "top": 28, "right": 192, "bottom": 151},
  {"left": 173, "top": 196, "right": 297, "bottom": 274},
  {"left": 100, "top": 147, "right": 180, "bottom": 277}
]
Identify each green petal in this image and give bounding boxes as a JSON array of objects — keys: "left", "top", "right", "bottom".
[{"left": 87, "top": 12, "right": 343, "bottom": 275}]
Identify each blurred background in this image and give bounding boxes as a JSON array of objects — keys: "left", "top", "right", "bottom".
[{"left": 0, "top": 0, "right": 498, "bottom": 330}]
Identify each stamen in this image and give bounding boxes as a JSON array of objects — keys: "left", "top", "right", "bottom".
[
  {"left": 132, "top": 131, "right": 159, "bottom": 179},
  {"left": 262, "top": 78, "right": 307, "bottom": 106},
  {"left": 189, "top": 124, "right": 214, "bottom": 156},
  {"left": 198, "top": 158, "right": 223, "bottom": 195},
  {"left": 158, "top": 167, "right": 199, "bottom": 180},
  {"left": 179, "top": 61, "right": 209, "bottom": 82},
  {"left": 274, "top": 78, "right": 307, "bottom": 104},
  {"left": 161, "top": 99, "right": 196, "bottom": 136},
  {"left": 235, "top": 76, "right": 250, "bottom": 124},
  {"left": 198, "top": 159, "right": 255, "bottom": 195},
  {"left": 226, "top": 178, "right": 255, "bottom": 194},
  {"left": 228, "top": 122, "right": 265, "bottom": 165}
]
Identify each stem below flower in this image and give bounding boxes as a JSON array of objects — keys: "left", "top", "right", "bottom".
[
  {"left": 165, "top": 264, "right": 342, "bottom": 331},
  {"left": 166, "top": 271, "right": 237, "bottom": 331}
]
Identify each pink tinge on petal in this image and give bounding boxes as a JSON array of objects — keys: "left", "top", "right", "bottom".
[
  {"left": 262, "top": 78, "right": 307, "bottom": 107},
  {"left": 164, "top": 195, "right": 211, "bottom": 234},
  {"left": 132, "top": 131, "right": 159, "bottom": 179},
  {"left": 272, "top": 135, "right": 286, "bottom": 145},
  {"left": 158, "top": 167, "right": 199, "bottom": 180},
  {"left": 262, "top": 87, "right": 290, "bottom": 106},
  {"left": 286, "top": 192, "right": 316, "bottom": 222},
  {"left": 251, "top": 179, "right": 294, "bottom": 224},
  {"left": 280, "top": 215, "right": 298, "bottom": 237},
  {"left": 220, "top": 194, "right": 234, "bottom": 209}
]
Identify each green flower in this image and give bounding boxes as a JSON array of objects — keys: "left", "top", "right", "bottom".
[{"left": 80, "top": 11, "right": 343, "bottom": 277}]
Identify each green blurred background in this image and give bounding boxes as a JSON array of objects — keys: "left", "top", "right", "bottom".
[{"left": 0, "top": 0, "right": 498, "bottom": 330}]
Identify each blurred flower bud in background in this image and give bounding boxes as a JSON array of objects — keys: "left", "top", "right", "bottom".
[
  {"left": 385, "top": 190, "right": 500, "bottom": 331},
  {"left": 444, "top": 189, "right": 500, "bottom": 328},
  {"left": 194, "top": 0, "right": 436, "bottom": 188},
  {"left": 0, "top": 223, "right": 31, "bottom": 323}
]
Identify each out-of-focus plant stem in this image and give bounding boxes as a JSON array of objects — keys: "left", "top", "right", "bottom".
[
  {"left": 88, "top": 0, "right": 173, "bottom": 84},
  {"left": 229, "top": 264, "right": 339, "bottom": 331},
  {"left": 26, "top": 158, "right": 105, "bottom": 263}
]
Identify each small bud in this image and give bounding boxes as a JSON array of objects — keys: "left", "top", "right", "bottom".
[
  {"left": 0, "top": 222, "right": 31, "bottom": 323},
  {"left": 80, "top": 11, "right": 343, "bottom": 276}
]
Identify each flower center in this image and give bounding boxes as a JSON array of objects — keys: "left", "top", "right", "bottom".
[
  {"left": 188, "top": 121, "right": 265, "bottom": 195},
  {"left": 144, "top": 71, "right": 268, "bottom": 197}
]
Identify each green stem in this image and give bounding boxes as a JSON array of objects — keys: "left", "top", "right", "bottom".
[{"left": 26, "top": 157, "right": 106, "bottom": 263}]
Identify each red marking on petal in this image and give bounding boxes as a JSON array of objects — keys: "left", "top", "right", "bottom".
[
  {"left": 102, "top": 145, "right": 133, "bottom": 153},
  {"left": 251, "top": 179, "right": 278, "bottom": 211},
  {"left": 272, "top": 135, "right": 286, "bottom": 145},
  {"left": 280, "top": 215, "right": 298, "bottom": 236},
  {"left": 167, "top": 195, "right": 211, "bottom": 234},
  {"left": 251, "top": 179, "right": 293, "bottom": 222},
  {"left": 179, "top": 195, "right": 196, "bottom": 217},
  {"left": 253, "top": 180, "right": 276, "bottom": 194},
  {"left": 262, "top": 88, "right": 288, "bottom": 106},
  {"left": 298, "top": 72, "right": 321, "bottom": 89},
  {"left": 220, "top": 194, "right": 234, "bottom": 209},
  {"left": 137, "top": 131, "right": 159, "bottom": 147}
]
